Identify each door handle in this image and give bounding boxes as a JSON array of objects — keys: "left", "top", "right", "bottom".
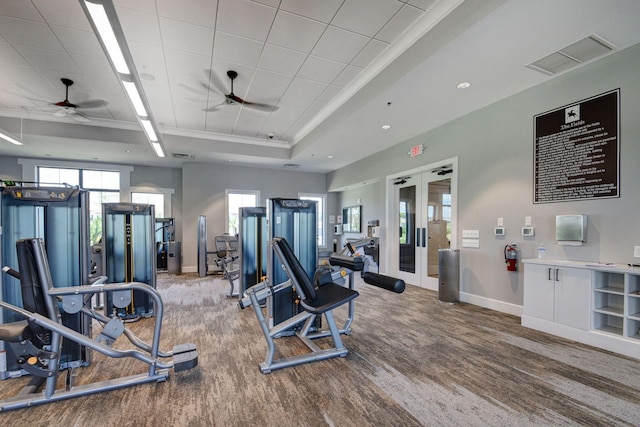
[
  {"left": 555, "top": 268, "right": 559, "bottom": 282},
  {"left": 421, "top": 228, "right": 426, "bottom": 247},
  {"left": 547, "top": 268, "right": 552, "bottom": 281}
]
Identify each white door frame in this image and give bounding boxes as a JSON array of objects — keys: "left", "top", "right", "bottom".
[{"left": 384, "top": 157, "right": 458, "bottom": 289}]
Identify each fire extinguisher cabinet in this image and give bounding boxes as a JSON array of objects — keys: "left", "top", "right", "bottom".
[{"left": 438, "top": 249, "right": 460, "bottom": 303}]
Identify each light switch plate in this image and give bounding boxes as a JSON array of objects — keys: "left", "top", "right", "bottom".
[
  {"left": 462, "top": 239, "right": 480, "bottom": 248},
  {"left": 462, "top": 229, "right": 480, "bottom": 238},
  {"left": 494, "top": 227, "right": 505, "bottom": 236}
]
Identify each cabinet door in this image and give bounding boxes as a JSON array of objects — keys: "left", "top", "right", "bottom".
[
  {"left": 523, "top": 264, "right": 554, "bottom": 321},
  {"left": 554, "top": 267, "right": 591, "bottom": 330}
]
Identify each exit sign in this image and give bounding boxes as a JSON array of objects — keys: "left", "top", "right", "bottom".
[{"left": 410, "top": 144, "right": 424, "bottom": 157}]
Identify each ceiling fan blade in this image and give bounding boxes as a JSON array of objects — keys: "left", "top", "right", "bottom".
[
  {"left": 203, "top": 100, "right": 226, "bottom": 112},
  {"left": 70, "top": 110, "right": 91, "bottom": 123},
  {"left": 227, "top": 94, "right": 278, "bottom": 112},
  {"left": 77, "top": 99, "right": 107, "bottom": 109},
  {"left": 204, "top": 69, "right": 228, "bottom": 94}
]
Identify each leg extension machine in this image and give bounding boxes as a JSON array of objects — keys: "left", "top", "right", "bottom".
[{"left": 240, "top": 237, "right": 358, "bottom": 373}]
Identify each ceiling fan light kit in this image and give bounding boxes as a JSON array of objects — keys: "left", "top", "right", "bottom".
[{"left": 80, "top": 0, "right": 165, "bottom": 157}]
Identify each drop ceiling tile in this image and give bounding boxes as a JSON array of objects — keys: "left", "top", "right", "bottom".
[
  {"left": 0, "top": 42, "right": 29, "bottom": 66},
  {"left": 117, "top": 8, "right": 162, "bottom": 45},
  {"left": 128, "top": 42, "right": 168, "bottom": 80},
  {"left": 14, "top": 45, "right": 80, "bottom": 75},
  {"left": 280, "top": 0, "right": 343, "bottom": 23},
  {"left": 407, "top": 0, "right": 438, "bottom": 11},
  {"left": 71, "top": 54, "right": 118, "bottom": 79},
  {"left": 267, "top": 10, "right": 326, "bottom": 53},
  {"left": 257, "top": 44, "right": 307, "bottom": 76},
  {"left": 332, "top": 64, "right": 364, "bottom": 87},
  {"left": 0, "top": 16, "right": 63, "bottom": 50},
  {"left": 249, "top": 69, "right": 293, "bottom": 95},
  {"left": 252, "top": 0, "right": 280, "bottom": 8},
  {"left": 352, "top": 39, "right": 389, "bottom": 67},
  {"left": 283, "top": 77, "right": 327, "bottom": 100},
  {"left": 0, "top": 0, "right": 43, "bottom": 21},
  {"left": 156, "top": 0, "right": 218, "bottom": 29},
  {"left": 332, "top": 0, "right": 402, "bottom": 37},
  {"left": 164, "top": 49, "right": 211, "bottom": 77},
  {"left": 312, "top": 26, "right": 369, "bottom": 63},
  {"left": 114, "top": 0, "right": 156, "bottom": 14},
  {"left": 50, "top": 26, "right": 103, "bottom": 58},
  {"left": 32, "top": 0, "right": 92, "bottom": 31},
  {"left": 213, "top": 31, "right": 263, "bottom": 67},
  {"left": 297, "top": 56, "right": 346, "bottom": 84},
  {"left": 317, "top": 84, "right": 343, "bottom": 102},
  {"left": 159, "top": 17, "right": 214, "bottom": 57},
  {"left": 217, "top": 0, "right": 276, "bottom": 41},
  {"left": 376, "top": 4, "right": 423, "bottom": 43},
  {"left": 174, "top": 106, "right": 207, "bottom": 131}
]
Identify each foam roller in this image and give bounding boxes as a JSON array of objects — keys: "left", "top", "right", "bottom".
[{"left": 362, "top": 272, "right": 405, "bottom": 293}]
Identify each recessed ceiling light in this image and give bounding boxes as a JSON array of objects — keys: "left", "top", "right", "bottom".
[
  {"left": 382, "top": 125, "right": 391, "bottom": 130},
  {"left": 328, "top": 155, "right": 333, "bottom": 159},
  {"left": 457, "top": 82, "right": 471, "bottom": 89}
]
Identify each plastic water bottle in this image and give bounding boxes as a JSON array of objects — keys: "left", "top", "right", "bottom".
[{"left": 538, "top": 243, "right": 546, "bottom": 259}]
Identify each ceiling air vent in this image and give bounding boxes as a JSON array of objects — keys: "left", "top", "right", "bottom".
[
  {"left": 173, "top": 153, "right": 195, "bottom": 160},
  {"left": 282, "top": 163, "right": 300, "bottom": 169},
  {"left": 527, "top": 34, "right": 615, "bottom": 75}
]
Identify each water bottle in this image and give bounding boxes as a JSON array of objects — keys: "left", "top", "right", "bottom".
[{"left": 537, "top": 243, "right": 546, "bottom": 259}]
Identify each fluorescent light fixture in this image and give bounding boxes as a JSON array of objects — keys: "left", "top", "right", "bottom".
[
  {"left": 123, "top": 80, "right": 147, "bottom": 117},
  {"left": 81, "top": 0, "right": 167, "bottom": 158},
  {"left": 151, "top": 142, "right": 165, "bottom": 158},
  {"left": 140, "top": 119, "right": 158, "bottom": 141},
  {"left": 0, "top": 130, "right": 24, "bottom": 145},
  {"left": 83, "top": 1, "right": 130, "bottom": 75}
]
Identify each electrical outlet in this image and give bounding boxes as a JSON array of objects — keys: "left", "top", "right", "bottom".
[{"left": 634, "top": 246, "right": 640, "bottom": 258}]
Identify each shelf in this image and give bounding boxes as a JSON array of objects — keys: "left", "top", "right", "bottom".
[
  {"left": 628, "top": 313, "right": 640, "bottom": 321},
  {"left": 593, "top": 306, "right": 624, "bottom": 317},
  {"left": 594, "top": 286, "right": 624, "bottom": 295},
  {"left": 594, "top": 324, "right": 624, "bottom": 336}
]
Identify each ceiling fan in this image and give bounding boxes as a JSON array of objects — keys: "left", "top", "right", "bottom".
[
  {"left": 50, "top": 78, "right": 107, "bottom": 122},
  {"left": 201, "top": 70, "right": 279, "bottom": 112}
]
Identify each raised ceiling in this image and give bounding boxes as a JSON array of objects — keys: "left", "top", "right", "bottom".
[{"left": 1, "top": 0, "right": 639, "bottom": 172}]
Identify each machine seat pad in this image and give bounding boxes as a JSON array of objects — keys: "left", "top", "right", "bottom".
[
  {"left": 300, "top": 283, "right": 358, "bottom": 315},
  {"left": 329, "top": 254, "right": 364, "bottom": 271},
  {"left": 0, "top": 320, "right": 32, "bottom": 342}
]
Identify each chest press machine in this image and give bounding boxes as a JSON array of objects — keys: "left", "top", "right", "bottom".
[
  {"left": 239, "top": 237, "right": 405, "bottom": 374},
  {"left": 0, "top": 238, "right": 198, "bottom": 412}
]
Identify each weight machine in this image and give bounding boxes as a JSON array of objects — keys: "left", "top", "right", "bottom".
[
  {"left": 239, "top": 201, "right": 405, "bottom": 373},
  {"left": 0, "top": 183, "right": 91, "bottom": 379},
  {"left": 213, "top": 234, "right": 240, "bottom": 297},
  {"left": 0, "top": 237, "right": 197, "bottom": 412}
]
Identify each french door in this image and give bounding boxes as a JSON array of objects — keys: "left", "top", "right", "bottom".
[{"left": 397, "top": 171, "right": 452, "bottom": 290}]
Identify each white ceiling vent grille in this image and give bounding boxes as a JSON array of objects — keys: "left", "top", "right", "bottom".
[
  {"left": 527, "top": 34, "right": 615, "bottom": 75},
  {"left": 282, "top": 163, "right": 300, "bottom": 169}
]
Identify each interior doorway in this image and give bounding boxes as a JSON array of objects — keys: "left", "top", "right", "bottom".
[{"left": 387, "top": 159, "right": 457, "bottom": 291}]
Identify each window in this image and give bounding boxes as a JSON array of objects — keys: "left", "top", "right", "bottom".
[
  {"left": 226, "top": 190, "right": 259, "bottom": 235},
  {"left": 300, "top": 193, "right": 327, "bottom": 247},
  {"left": 132, "top": 192, "right": 165, "bottom": 218},
  {"left": 38, "top": 166, "right": 120, "bottom": 245}
]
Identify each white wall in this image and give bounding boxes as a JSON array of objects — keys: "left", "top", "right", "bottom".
[
  {"left": 329, "top": 42, "right": 640, "bottom": 312},
  {"left": 181, "top": 162, "right": 333, "bottom": 272}
]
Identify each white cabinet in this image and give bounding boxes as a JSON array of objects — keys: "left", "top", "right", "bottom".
[
  {"left": 523, "top": 259, "right": 640, "bottom": 360},
  {"left": 523, "top": 263, "right": 591, "bottom": 330}
]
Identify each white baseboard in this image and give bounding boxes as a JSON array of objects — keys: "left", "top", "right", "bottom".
[
  {"left": 182, "top": 265, "right": 197, "bottom": 273},
  {"left": 459, "top": 292, "right": 523, "bottom": 317}
]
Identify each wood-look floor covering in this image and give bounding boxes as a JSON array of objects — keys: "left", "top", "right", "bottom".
[{"left": 1, "top": 272, "right": 639, "bottom": 426}]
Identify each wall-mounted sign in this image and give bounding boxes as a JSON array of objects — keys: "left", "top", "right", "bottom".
[{"left": 533, "top": 89, "right": 620, "bottom": 203}]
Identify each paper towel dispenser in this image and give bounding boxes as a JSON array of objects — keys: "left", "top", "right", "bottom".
[{"left": 556, "top": 214, "right": 587, "bottom": 245}]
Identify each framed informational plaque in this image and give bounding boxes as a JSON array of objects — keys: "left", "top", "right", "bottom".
[{"left": 533, "top": 89, "right": 620, "bottom": 203}]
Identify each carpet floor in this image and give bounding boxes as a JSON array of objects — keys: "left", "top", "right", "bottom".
[{"left": 1, "top": 272, "right": 639, "bottom": 426}]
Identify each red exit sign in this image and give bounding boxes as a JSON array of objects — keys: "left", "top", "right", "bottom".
[{"left": 410, "top": 144, "right": 424, "bottom": 157}]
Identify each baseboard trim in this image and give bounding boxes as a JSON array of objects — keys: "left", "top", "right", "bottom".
[{"left": 459, "top": 292, "right": 523, "bottom": 317}]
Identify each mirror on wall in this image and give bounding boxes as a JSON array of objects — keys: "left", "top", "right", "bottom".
[{"left": 342, "top": 205, "right": 361, "bottom": 233}]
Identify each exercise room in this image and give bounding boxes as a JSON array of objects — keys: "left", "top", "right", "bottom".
[{"left": 0, "top": 0, "right": 639, "bottom": 425}]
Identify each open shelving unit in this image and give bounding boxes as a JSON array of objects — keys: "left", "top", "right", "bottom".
[
  {"left": 627, "top": 274, "right": 640, "bottom": 341},
  {"left": 593, "top": 271, "right": 625, "bottom": 336}
]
